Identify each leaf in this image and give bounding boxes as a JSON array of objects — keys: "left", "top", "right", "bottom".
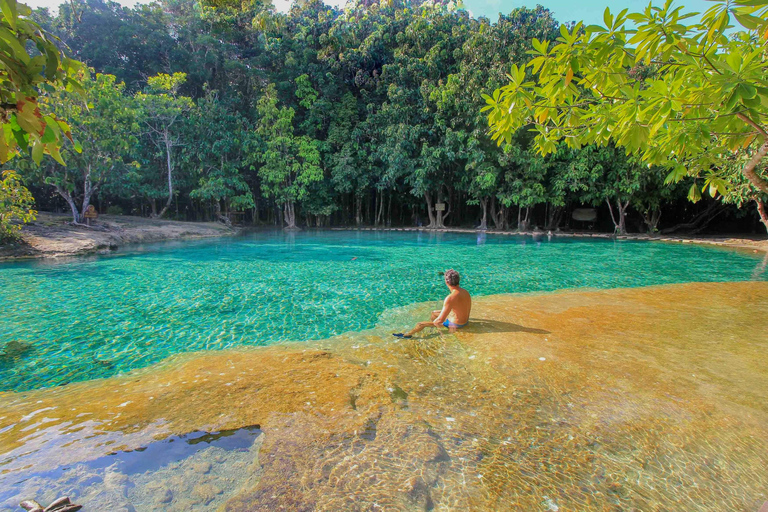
[
  {"left": 15, "top": 98, "right": 43, "bottom": 136},
  {"left": 0, "top": 0, "right": 18, "bottom": 31},
  {"left": 688, "top": 183, "right": 701, "bottom": 203},
  {"left": 41, "top": 124, "right": 56, "bottom": 144},
  {"left": 664, "top": 164, "right": 686, "bottom": 184},
  {"left": 31, "top": 140, "right": 43, "bottom": 165},
  {"left": 48, "top": 144, "right": 66, "bottom": 165},
  {"left": 585, "top": 25, "right": 607, "bottom": 33},
  {"left": 0, "top": 129, "right": 10, "bottom": 163},
  {"left": 603, "top": 7, "right": 613, "bottom": 28}
]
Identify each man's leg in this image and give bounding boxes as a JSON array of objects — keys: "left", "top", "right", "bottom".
[
  {"left": 393, "top": 311, "right": 443, "bottom": 338},
  {"left": 405, "top": 320, "right": 440, "bottom": 337}
]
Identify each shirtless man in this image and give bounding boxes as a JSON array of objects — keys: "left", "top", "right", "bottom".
[{"left": 393, "top": 269, "right": 471, "bottom": 338}]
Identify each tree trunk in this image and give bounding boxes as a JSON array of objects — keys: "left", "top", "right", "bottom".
[
  {"left": 518, "top": 206, "right": 531, "bottom": 231},
  {"left": 424, "top": 191, "right": 436, "bottom": 228},
  {"left": 478, "top": 197, "right": 488, "bottom": 230},
  {"left": 643, "top": 209, "right": 662, "bottom": 233},
  {"left": 283, "top": 201, "right": 298, "bottom": 229},
  {"left": 434, "top": 188, "right": 450, "bottom": 228},
  {"left": 375, "top": 190, "right": 385, "bottom": 226},
  {"left": 490, "top": 197, "right": 506, "bottom": 230},
  {"left": 55, "top": 185, "right": 81, "bottom": 223},
  {"left": 355, "top": 195, "right": 363, "bottom": 227},
  {"left": 156, "top": 129, "right": 174, "bottom": 218},
  {"left": 757, "top": 199, "right": 768, "bottom": 233},
  {"left": 741, "top": 139, "right": 768, "bottom": 195},
  {"left": 606, "top": 199, "right": 629, "bottom": 235},
  {"left": 387, "top": 192, "right": 392, "bottom": 227},
  {"left": 546, "top": 205, "right": 563, "bottom": 230},
  {"left": 214, "top": 201, "right": 232, "bottom": 227},
  {"left": 52, "top": 165, "right": 99, "bottom": 225}
]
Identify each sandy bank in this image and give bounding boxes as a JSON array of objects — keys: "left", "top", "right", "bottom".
[
  {"left": 1, "top": 281, "right": 766, "bottom": 510},
  {"left": 0, "top": 212, "right": 234, "bottom": 260}
]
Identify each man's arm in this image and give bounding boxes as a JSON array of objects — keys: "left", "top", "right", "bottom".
[{"left": 433, "top": 296, "right": 453, "bottom": 327}]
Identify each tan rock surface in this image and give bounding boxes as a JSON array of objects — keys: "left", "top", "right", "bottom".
[
  {"left": 0, "top": 212, "right": 233, "bottom": 260},
  {"left": 0, "top": 282, "right": 766, "bottom": 511}
]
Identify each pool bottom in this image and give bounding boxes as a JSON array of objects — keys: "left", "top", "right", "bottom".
[{"left": 0, "top": 281, "right": 767, "bottom": 511}]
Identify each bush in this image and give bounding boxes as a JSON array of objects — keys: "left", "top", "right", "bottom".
[
  {"left": 106, "top": 205, "right": 124, "bottom": 215},
  {"left": 0, "top": 170, "right": 36, "bottom": 243}
]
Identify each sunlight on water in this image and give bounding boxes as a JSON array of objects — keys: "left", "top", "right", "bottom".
[
  {"left": 0, "top": 282, "right": 765, "bottom": 511},
  {"left": 0, "top": 230, "right": 766, "bottom": 392}
]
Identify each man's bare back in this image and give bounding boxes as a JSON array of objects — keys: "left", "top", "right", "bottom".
[{"left": 393, "top": 269, "right": 471, "bottom": 338}]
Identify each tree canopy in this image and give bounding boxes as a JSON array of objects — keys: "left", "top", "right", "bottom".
[
  {"left": 484, "top": 0, "right": 768, "bottom": 231},
  {"left": 0, "top": 0, "right": 762, "bottom": 235}
]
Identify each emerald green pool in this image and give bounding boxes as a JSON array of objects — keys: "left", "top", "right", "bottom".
[{"left": 0, "top": 231, "right": 765, "bottom": 392}]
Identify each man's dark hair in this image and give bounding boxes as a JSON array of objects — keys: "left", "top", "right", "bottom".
[{"left": 444, "top": 269, "right": 460, "bottom": 286}]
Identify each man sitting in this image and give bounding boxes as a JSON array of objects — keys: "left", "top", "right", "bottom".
[{"left": 393, "top": 269, "right": 471, "bottom": 339}]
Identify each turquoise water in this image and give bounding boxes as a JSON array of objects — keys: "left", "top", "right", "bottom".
[{"left": 0, "top": 230, "right": 765, "bottom": 392}]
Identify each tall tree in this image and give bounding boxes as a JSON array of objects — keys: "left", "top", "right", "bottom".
[
  {"left": 31, "top": 72, "right": 137, "bottom": 223},
  {"left": 134, "top": 72, "right": 193, "bottom": 218},
  {"left": 252, "top": 84, "right": 322, "bottom": 229}
]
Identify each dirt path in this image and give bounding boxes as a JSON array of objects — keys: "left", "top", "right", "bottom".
[{"left": 0, "top": 212, "right": 234, "bottom": 260}]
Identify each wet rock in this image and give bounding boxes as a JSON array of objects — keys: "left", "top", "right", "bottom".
[
  {"left": 192, "top": 483, "right": 222, "bottom": 505},
  {"left": 169, "top": 497, "right": 198, "bottom": 512},
  {"left": 192, "top": 461, "right": 212, "bottom": 474},
  {"left": 154, "top": 489, "right": 173, "bottom": 505},
  {"left": 0, "top": 340, "right": 34, "bottom": 362},
  {"left": 103, "top": 471, "right": 129, "bottom": 494}
]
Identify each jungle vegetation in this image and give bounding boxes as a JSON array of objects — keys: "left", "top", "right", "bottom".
[{"left": 2, "top": 0, "right": 767, "bottom": 235}]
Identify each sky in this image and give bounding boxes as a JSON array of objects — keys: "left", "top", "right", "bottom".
[{"left": 25, "top": 0, "right": 716, "bottom": 25}]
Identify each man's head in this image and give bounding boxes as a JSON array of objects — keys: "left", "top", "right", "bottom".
[{"left": 444, "top": 269, "right": 460, "bottom": 287}]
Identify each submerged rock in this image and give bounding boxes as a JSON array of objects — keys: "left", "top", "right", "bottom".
[{"left": 0, "top": 340, "right": 34, "bottom": 362}]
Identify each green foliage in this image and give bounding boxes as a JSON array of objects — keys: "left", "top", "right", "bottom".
[
  {"left": 7, "top": 0, "right": 763, "bottom": 232},
  {"left": 25, "top": 71, "right": 138, "bottom": 222},
  {"left": 0, "top": 0, "right": 82, "bottom": 165},
  {"left": 485, "top": 0, "right": 768, "bottom": 227},
  {"left": 0, "top": 170, "right": 35, "bottom": 241},
  {"left": 252, "top": 84, "right": 322, "bottom": 226},
  {"left": 188, "top": 89, "right": 255, "bottom": 215}
]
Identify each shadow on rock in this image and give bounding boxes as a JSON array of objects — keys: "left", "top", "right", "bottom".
[{"left": 463, "top": 319, "right": 550, "bottom": 335}]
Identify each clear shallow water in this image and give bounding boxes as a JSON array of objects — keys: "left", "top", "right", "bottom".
[{"left": 0, "top": 230, "right": 765, "bottom": 392}]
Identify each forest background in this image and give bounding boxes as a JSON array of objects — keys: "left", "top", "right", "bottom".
[{"left": 4, "top": 0, "right": 766, "bottom": 234}]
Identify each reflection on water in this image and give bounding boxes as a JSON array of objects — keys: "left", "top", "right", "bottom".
[{"left": 0, "top": 282, "right": 766, "bottom": 510}]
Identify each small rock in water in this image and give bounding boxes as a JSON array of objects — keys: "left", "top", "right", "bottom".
[
  {"left": 154, "top": 489, "right": 173, "bottom": 505},
  {"left": 1, "top": 340, "right": 34, "bottom": 361},
  {"left": 193, "top": 483, "right": 223, "bottom": 505},
  {"left": 192, "top": 461, "right": 212, "bottom": 474}
]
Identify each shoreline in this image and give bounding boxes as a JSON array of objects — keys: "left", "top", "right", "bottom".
[
  {"left": 330, "top": 226, "right": 768, "bottom": 254},
  {"left": 0, "top": 212, "right": 236, "bottom": 261},
  {"left": 1, "top": 213, "right": 766, "bottom": 262}
]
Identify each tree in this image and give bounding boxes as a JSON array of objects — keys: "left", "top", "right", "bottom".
[
  {"left": 32, "top": 72, "right": 137, "bottom": 223},
  {"left": 252, "top": 84, "right": 322, "bottom": 229},
  {"left": 134, "top": 72, "right": 193, "bottom": 218},
  {"left": 0, "top": 0, "right": 82, "bottom": 235},
  {"left": 0, "top": 170, "right": 35, "bottom": 242},
  {"left": 1, "top": 0, "right": 82, "bottom": 165},
  {"left": 484, "top": 0, "right": 768, "bottom": 231},
  {"left": 188, "top": 89, "right": 254, "bottom": 225}
]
